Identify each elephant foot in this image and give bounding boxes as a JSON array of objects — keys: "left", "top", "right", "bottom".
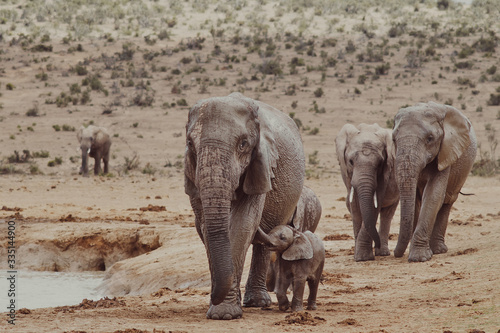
[
  {"left": 243, "top": 288, "right": 271, "bottom": 308},
  {"left": 430, "top": 240, "right": 448, "bottom": 254},
  {"left": 375, "top": 245, "right": 390, "bottom": 257},
  {"left": 306, "top": 302, "right": 317, "bottom": 310},
  {"left": 206, "top": 301, "right": 242, "bottom": 320},
  {"left": 278, "top": 301, "right": 290, "bottom": 312},
  {"left": 354, "top": 249, "right": 375, "bottom": 262},
  {"left": 408, "top": 246, "right": 433, "bottom": 262}
]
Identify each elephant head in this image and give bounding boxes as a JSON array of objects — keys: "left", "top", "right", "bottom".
[
  {"left": 77, "top": 125, "right": 111, "bottom": 177},
  {"left": 392, "top": 102, "right": 473, "bottom": 257},
  {"left": 184, "top": 93, "right": 278, "bottom": 306},
  {"left": 256, "top": 225, "right": 313, "bottom": 261},
  {"left": 335, "top": 123, "right": 395, "bottom": 249}
]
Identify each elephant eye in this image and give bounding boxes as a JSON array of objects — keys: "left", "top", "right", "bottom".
[
  {"left": 349, "top": 159, "right": 354, "bottom": 166},
  {"left": 426, "top": 135, "right": 433, "bottom": 143},
  {"left": 239, "top": 139, "right": 248, "bottom": 151}
]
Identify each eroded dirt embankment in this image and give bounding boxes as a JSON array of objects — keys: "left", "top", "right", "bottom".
[{"left": 0, "top": 219, "right": 161, "bottom": 272}]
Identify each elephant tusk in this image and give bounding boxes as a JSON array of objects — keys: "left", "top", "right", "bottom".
[
  {"left": 349, "top": 186, "right": 354, "bottom": 203},
  {"left": 374, "top": 192, "right": 378, "bottom": 209},
  {"left": 87, "top": 148, "right": 90, "bottom": 154}
]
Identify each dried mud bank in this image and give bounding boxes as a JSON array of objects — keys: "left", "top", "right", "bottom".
[{"left": 0, "top": 220, "right": 161, "bottom": 272}]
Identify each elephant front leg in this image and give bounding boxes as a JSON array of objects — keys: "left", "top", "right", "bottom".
[
  {"left": 409, "top": 173, "right": 448, "bottom": 262},
  {"left": 290, "top": 277, "right": 306, "bottom": 312},
  {"left": 355, "top": 226, "right": 375, "bottom": 261},
  {"left": 243, "top": 244, "right": 272, "bottom": 307},
  {"left": 93, "top": 153, "right": 102, "bottom": 175},
  {"left": 351, "top": 203, "right": 374, "bottom": 261},
  {"left": 206, "top": 279, "right": 243, "bottom": 320},
  {"left": 275, "top": 271, "right": 290, "bottom": 311}
]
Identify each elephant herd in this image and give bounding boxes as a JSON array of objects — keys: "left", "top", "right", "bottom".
[
  {"left": 182, "top": 93, "right": 477, "bottom": 320},
  {"left": 75, "top": 92, "right": 477, "bottom": 319}
]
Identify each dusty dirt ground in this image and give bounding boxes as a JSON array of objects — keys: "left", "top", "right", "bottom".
[{"left": 1, "top": 1, "right": 500, "bottom": 332}]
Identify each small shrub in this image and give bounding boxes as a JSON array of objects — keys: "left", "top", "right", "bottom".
[
  {"left": 123, "top": 154, "right": 140, "bottom": 173},
  {"left": 487, "top": 94, "right": 500, "bottom": 106},
  {"left": 177, "top": 99, "right": 188, "bottom": 107},
  {"left": 142, "top": 163, "right": 157, "bottom": 175},
  {"left": 30, "top": 44, "right": 53, "bottom": 52},
  {"left": 26, "top": 103, "right": 40, "bottom": 117},
  {"left": 308, "top": 150, "right": 319, "bottom": 165},
  {"left": 314, "top": 88, "right": 324, "bottom": 98},
  {"left": 53, "top": 125, "right": 61, "bottom": 131},
  {"left": 6, "top": 83, "right": 15, "bottom": 90},
  {"left": 32, "top": 150, "right": 49, "bottom": 158},
  {"left": 386, "top": 118, "right": 395, "bottom": 128},
  {"left": 258, "top": 59, "right": 282, "bottom": 76},
  {"left": 74, "top": 64, "right": 88, "bottom": 76},
  {"left": 62, "top": 124, "right": 75, "bottom": 132},
  {"left": 47, "top": 157, "right": 62, "bottom": 167},
  {"left": 308, "top": 127, "right": 319, "bottom": 135},
  {"left": 486, "top": 65, "right": 497, "bottom": 75}
]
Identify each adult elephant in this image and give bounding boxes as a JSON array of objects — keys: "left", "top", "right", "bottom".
[
  {"left": 335, "top": 123, "right": 399, "bottom": 261},
  {"left": 77, "top": 125, "right": 111, "bottom": 177},
  {"left": 392, "top": 102, "right": 477, "bottom": 262},
  {"left": 184, "top": 92, "right": 305, "bottom": 319}
]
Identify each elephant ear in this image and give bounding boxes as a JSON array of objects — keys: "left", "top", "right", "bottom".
[
  {"left": 335, "top": 124, "right": 359, "bottom": 189},
  {"left": 92, "top": 126, "right": 109, "bottom": 144},
  {"left": 282, "top": 230, "right": 314, "bottom": 261},
  {"left": 435, "top": 103, "right": 472, "bottom": 171},
  {"left": 77, "top": 126, "right": 85, "bottom": 143},
  {"left": 184, "top": 103, "right": 203, "bottom": 198},
  {"left": 242, "top": 100, "right": 279, "bottom": 195},
  {"left": 376, "top": 126, "right": 396, "bottom": 187}
]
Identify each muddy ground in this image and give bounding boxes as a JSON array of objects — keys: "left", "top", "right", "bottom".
[{"left": 1, "top": 1, "right": 499, "bottom": 332}]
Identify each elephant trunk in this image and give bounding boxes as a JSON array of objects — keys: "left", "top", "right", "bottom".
[
  {"left": 81, "top": 147, "right": 90, "bottom": 177},
  {"left": 352, "top": 171, "right": 381, "bottom": 249},
  {"left": 198, "top": 145, "right": 235, "bottom": 306},
  {"left": 394, "top": 137, "right": 424, "bottom": 257}
]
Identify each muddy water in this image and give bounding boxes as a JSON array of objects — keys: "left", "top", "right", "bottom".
[{"left": 1, "top": 270, "right": 105, "bottom": 309}]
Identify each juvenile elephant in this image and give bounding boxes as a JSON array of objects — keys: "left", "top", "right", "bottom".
[
  {"left": 335, "top": 123, "right": 399, "bottom": 261},
  {"left": 266, "top": 185, "right": 322, "bottom": 292},
  {"left": 256, "top": 225, "right": 325, "bottom": 312},
  {"left": 392, "top": 102, "right": 477, "bottom": 262},
  {"left": 184, "top": 93, "right": 305, "bottom": 319},
  {"left": 77, "top": 125, "right": 111, "bottom": 177}
]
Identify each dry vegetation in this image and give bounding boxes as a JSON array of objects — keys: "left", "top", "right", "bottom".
[{"left": 1, "top": 0, "right": 500, "bottom": 332}]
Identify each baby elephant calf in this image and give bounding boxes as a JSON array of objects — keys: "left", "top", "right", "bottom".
[{"left": 257, "top": 225, "right": 325, "bottom": 312}]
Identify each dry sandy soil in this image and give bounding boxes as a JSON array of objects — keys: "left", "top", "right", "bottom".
[{"left": 1, "top": 1, "right": 500, "bottom": 332}]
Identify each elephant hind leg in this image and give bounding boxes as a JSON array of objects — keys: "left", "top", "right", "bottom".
[
  {"left": 306, "top": 265, "right": 323, "bottom": 310},
  {"left": 243, "top": 244, "right": 271, "bottom": 308},
  {"left": 430, "top": 203, "right": 452, "bottom": 254},
  {"left": 375, "top": 202, "right": 398, "bottom": 256}
]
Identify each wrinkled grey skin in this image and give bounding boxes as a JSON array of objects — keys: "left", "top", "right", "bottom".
[
  {"left": 266, "top": 185, "right": 322, "bottom": 292},
  {"left": 336, "top": 123, "right": 399, "bottom": 261},
  {"left": 392, "top": 102, "right": 477, "bottom": 262},
  {"left": 256, "top": 225, "right": 325, "bottom": 312},
  {"left": 184, "top": 93, "right": 305, "bottom": 320},
  {"left": 77, "top": 125, "right": 111, "bottom": 177}
]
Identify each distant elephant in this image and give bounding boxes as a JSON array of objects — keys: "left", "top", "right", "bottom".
[
  {"left": 184, "top": 92, "right": 305, "bottom": 319},
  {"left": 77, "top": 125, "right": 111, "bottom": 177},
  {"left": 256, "top": 225, "right": 325, "bottom": 312},
  {"left": 335, "top": 123, "right": 399, "bottom": 261},
  {"left": 266, "top": 185, "right": 322, "bottom": 292},
  {"left": 392, "top": 102, "right": 477, "bottom": 262}
]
